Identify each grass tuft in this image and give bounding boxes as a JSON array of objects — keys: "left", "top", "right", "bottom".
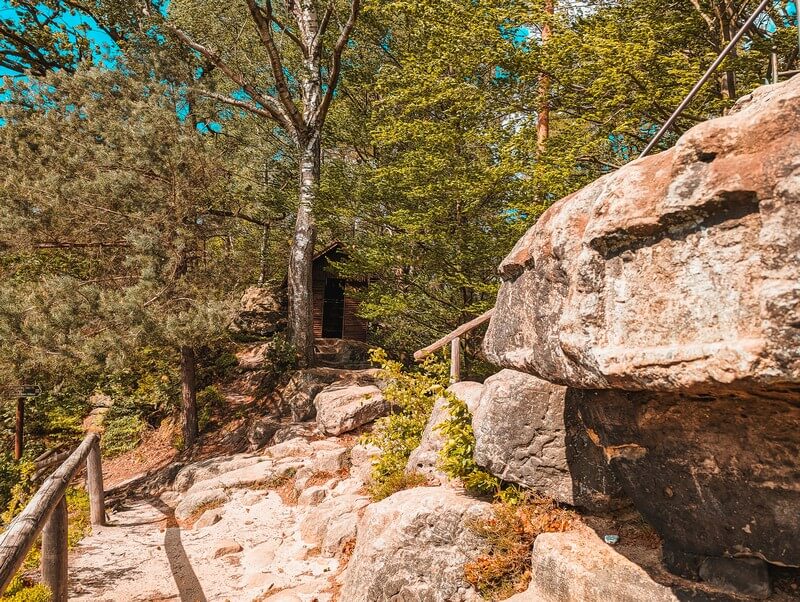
[{"left": 465, "top": 494, "right": 577, "bottom": 601}]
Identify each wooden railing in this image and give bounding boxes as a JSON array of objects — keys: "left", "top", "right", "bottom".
[
  {"left": 0, "top": 433, "right": 105, "bottom": 601},
  {"left": 414, "top": 308, "right": 494, "bottom": 383}
]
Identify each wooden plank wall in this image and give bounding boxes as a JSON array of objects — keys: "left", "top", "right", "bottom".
[
  {"left": 312, "top": 261, "right": 325, "bottom": 339},
  {"left": 342, "top": 289, "right": 368, "bottom": 341}
]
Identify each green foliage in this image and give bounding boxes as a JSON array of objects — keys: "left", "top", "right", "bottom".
[
  {"left": 437, "top": 392, "right": 500, "bottom": 497},
  {"left": 364, "top": 348, "right": 449, "bottom": 500},
  {"left": 0, "top": 486, "right": 92, "bottom": 601},
  {"left": 0, "top": 577, "right": 51, "bottom": 602},
  {"left": 0, "top": 457, "right": 36, "bottom": 527},
  {"left": 102, "top": 414, "right": 147, "bottom": 458},
  {"left": 66, "top": 487, "right": 92, "bottom": 548},
  {"left": 197, "top": 385, "right": 225, "bottom": 432},
  {"left": 261, "top": 334, "right": 299, "bottom": 381}
]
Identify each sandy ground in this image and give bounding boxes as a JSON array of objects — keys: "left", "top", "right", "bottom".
[{"left": 68, "top": 488, "right": 337, "bottom": 602}]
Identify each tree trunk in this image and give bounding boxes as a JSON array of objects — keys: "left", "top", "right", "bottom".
[
  {"left": 180, "top": 346, "right": 198, "bottom": 447},
  {"left": 716, "top": 2, "right": 737, "bottom": 101},
  {"left": 537, "top": 0, "right": 554, "bottom": 153},
  {"left": 288, "top": 139, "right": 319, "bottom": 367}
]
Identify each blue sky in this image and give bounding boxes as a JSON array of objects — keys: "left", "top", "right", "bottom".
[{"left": 0, "top": 0, "right": 119, "bottom": 78}]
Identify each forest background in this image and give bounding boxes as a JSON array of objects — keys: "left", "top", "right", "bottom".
[{"left": 0, "top": 0, "right": 797, "bottom": 513}]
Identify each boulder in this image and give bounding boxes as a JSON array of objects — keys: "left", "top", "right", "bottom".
[
  {"left": 297, "top": 486, "right": 328, "bottom": 506},
  {"left": 185, "top": 458, "right": 284, "bottom": 493},
  {"left": 405, "top": 381, "right": 484, "bottom": 483},
  {"left": 271, "top": 422, "right": 319, "bottom": 444},
  {"left": 350, "top": 443, "right": 381, "bottom": 483},
  {"left": 314, "top": 338, "right": 373, "bottom": 369},
  {"left": 312, "top": 448, "right": 350, "bottom": 473},
  {"left": 339, "top": 487, "right": 490, "bottom": 602},
  {"left": 174, "top": 488, "right": 229, "bottom": 523},
  {"left": 194, "top": 507, "right": 224, "bottom": 529},
  {"left": 235, "top": 341, "right": 274, "bottom": 371},
  {"left": 300, "top": 493, "right": 370, "bottom": 557},
  {"left": 315, "top": 383, "right": 389, "bottom": 436},
  {"left": 451, "top": 380, "right": 484, "bottom": 415},
  {"left": 472, "top": 370, "right": 621, "bottom": 509},
  {"left": 575, "top": 388, "right": 800, "bottom": 569},
  {"left": 278, "top": 368, "right": 350, "bottom": 421},
  {"left": 173, "top": 454, "right": 262, "bottom": 492},
  {"left": 515, "top": 529, "right": 681, "bottom": 602},
  {"left": 247, "top": 417, "right": 281, "bottom": 450},
  {"left": 212, "top": 539, "right": 243, "bottom": 558},
  {"left": 483, "top": 76, "right": 800, "bottom": 393},
  {"left": 230, "top": 286, "right": 286, "bottom": 338},
  {"left": 263, "top": 437, "right": 314, "bottom": 461}
]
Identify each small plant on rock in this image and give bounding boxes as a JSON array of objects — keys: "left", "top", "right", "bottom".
[
  {"left": 364, "top": 348, "right": 449, "bottom": 500},
  {"left": 437, "top": 392, "right": 501, "bottom": 496},
  {"left": 465, "top": 493, "right": 577, "bottom": 600}
]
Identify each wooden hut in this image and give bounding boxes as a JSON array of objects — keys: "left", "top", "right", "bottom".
[{"left": 311, "top": 242, "right": 368, "bottom": 342}]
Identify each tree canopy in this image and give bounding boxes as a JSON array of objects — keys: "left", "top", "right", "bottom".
[{"left": 0, "top": 0, "right": 796, "bottom": 448}]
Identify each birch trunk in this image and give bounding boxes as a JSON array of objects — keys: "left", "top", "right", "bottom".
[
  {"left": 537, "top": 0, "right": 554, "bottom": 153},
  {"left": 288, "top": 140, "right": 319, "bottom": 367}
]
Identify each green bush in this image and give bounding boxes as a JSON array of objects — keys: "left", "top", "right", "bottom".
[
  {"left": 437, "top": 393, "right": 501, "bottom": 496},
  {"left": 101, "top": 414, "right": 146, "bottom": 458},
  {"left": 364, "top": 348, "right": 449, "bottom": 500},
  {"left": 0, "top": 577, "right": 50, "bottom": 602},
  {"left": 197, "top": 385, "right": 225, "bottom": 432},
  {"left": 0, "top": 454, "right": 34, "bottom": 517},
  {"left": 66, "top": 487, "right": 92, "bottom": 548}
]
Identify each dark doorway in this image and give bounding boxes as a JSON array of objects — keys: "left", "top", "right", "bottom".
[{"left": 322, "top": 277, "right": 345, "bottom": 338}]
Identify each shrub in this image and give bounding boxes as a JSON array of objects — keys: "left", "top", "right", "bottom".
[
  {"left": 261, "top": 333, "right": 297, "bottom": 376},
  {"left": 364, "top": 348, "right": 449, "bottom": 500},
  {"left": 437, "top": 393, "right": 501, "bottom": 496},
  {"left": 66, "top": 487, "right": 92, "bottom": 548},
  {"left": 101, "top": 414, "right": 147, "bottom": 458},
  {"left": 196, "top": 385, "right": 225, "bottom": 432},
  {"left": 464, "top": 494, "right": 577, "bottom": 600},
  {"left": 0, "top": 577, "right": 50, "bottom": 602}
]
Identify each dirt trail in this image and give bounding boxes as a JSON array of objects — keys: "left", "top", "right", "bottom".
[{"left": 69, "top": 481, "right": 339, "bottom": 601}]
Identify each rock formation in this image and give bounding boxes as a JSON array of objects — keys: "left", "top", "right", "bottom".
[
  {"left": 340, "top": 487, "right": 489, "bottom": 601},
  {"left": 472, "top": 369, "right": 620, "bottom": 510},
  {"left": 483, "top": 75, "right": 800, "bottom": 596},
  {"left": 485, "top": 77, "right": 800, "bottom": 393},
  {"left": 315, "top": 381, "right": 389, "bottom": 435}
]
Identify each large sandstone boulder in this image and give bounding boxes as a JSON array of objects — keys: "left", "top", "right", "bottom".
[
  {"left": 481, "top": 76, "right": 800, "bottom": 586},
  {"left": 230, "top": 287, "right": 287, "bottom": 339},
  {"left": 278, "top": 368, "right": 382, "bottom": 422},
  {"left": 315, "top": 382, "right": 389, "bottom": 436},
  {"left": 278, "top": 368, "right": 351, "bottom": 421},
  {"left": 340, "top": 487, "right": 489, "bottom": 602},
  {"left": 484, "top": 76, "right": 800, "bottom": 393},
  {"left": 472, "top": 370, "right": 620, "bottom": 510},
  {"left": 405, "top": 381, "right": 484, "bottom": 482},
  {"left": 575, "top": 388, "right": 800, "bottom": 569},
  {"left": 511, "top": 529, "right": 681, "bottom": 602}
]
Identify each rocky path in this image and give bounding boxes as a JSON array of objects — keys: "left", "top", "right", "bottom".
[{"left": 68, "top": 436, "right": 379, "bottom": 602}]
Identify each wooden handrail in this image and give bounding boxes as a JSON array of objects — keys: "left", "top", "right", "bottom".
[
  {"left": 414, "top": 308, "right": 495, "bottom": 384},
  {"left": 413, "top": 308, "right": 494, "bottom": 361},
  {"left": 0, "top": 432, "right": 105, "bottom": 601}
]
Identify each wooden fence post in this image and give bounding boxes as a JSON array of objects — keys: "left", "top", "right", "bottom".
[
  {"left": 41, "top": 496, "right": 68, "bottom": 602},
  {"left": 86, "top": 438, "right": 105, "bottom": 526},
  {"left": 450, "top": 336, "right": 461, "bottom": 384}
]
